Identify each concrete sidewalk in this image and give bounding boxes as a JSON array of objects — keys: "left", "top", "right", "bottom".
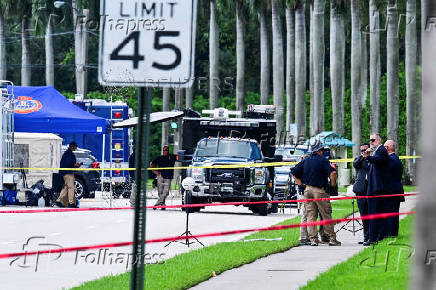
[{"left": 192, "top": 196, "right": 416, "bottom": 290}]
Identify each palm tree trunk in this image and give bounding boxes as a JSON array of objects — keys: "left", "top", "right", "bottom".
[
  {"left": 72, "top": 0, "right": 82, "bottom": 94},
  {"left": 286, "top": 5, "right": 295, "bottom": 131},
  {"left": 369, "top": 0, "right": 381, "bottom": 134},
  {"left": 387, "top": 0, "right": 399, "bottom": 146},
  {"left": 309, "top": 4, "right": 315, "bottom": 137},
  {"left": 209, "top": 0, "right": 219, "bottom": 109},
  {"left": 351, "top": 0, "right": 361, "bottom": 158},
  {"left": 295, "top": 2, "right": 306, "bottom": 141},
  {"left": 360, "top": 33, "right": 368, "bottom": 108},
  {"left": 186, "top": 86, "right": 193, "bottom": 108},
  {"left": 174, "top": 88, "right": 183, "bottom": 184},
  {"left": 45, "top": 18, "right": 54, "bottom": 86},
  {"left": 330, "top": 2, "right": 345, "bottom": 135},
  {"left": 236, "top": 3, "right": 245, "bottom": 112},
  {"left": 260, "top": 7, "right": 270, "bottom": 105},
  {"left": 406, "top": 0, "right": 417, "bottom": 184},
  {"left": 0, "top": 5, "right": 5, "bottom": 80},
  {"left": 271, "top": 0, "right": 284, "bottom": 140},
  {"left": 161, "top": 88, "right": 170, "bottom": 148},
  {"left": 21, "top": 16, "right": 31, "bottom": 86},
  {"left": 312, "top": 0, "right": 324, "bottom": 135},
  {"left": 412, "top": 1, "right": 436, "bottom": 288}
]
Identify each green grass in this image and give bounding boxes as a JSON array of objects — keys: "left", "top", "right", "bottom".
[
  {"left": 301, "top": 215, "right": 414, "bottom": 290},
  {"left": 146, "top": 179, "right": 179, "bottom": 190},
  {"left": 73, "top": 199, "right": 357, "bottom": 290}
]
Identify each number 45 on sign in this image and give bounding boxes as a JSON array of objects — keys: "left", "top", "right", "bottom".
[{"left": 99, "top": 0, "right": 197, "bottom": 88}]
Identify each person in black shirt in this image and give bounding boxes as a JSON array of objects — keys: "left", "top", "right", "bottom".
[
  {"left": 291, "top": 143, "right": 340, "bottom": 246},
  {"left": 55, "top": 142, "right": 81, "bottom": 208},
  {"left": 151, "top": 145, "right": 177, "bottom": 209}
]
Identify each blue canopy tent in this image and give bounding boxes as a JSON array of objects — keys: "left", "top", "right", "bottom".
[
  {"left": 11, "top": 86, "right": 108, "bottom": 134},
  {"left": 303, "top": 131, "right": 355, "bottom": 148},
  {"left": 304, "top": 131, "right": 355, "bottom": 187}
]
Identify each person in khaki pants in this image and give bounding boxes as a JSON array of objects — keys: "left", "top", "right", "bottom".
[
  {"left": 56, "top": 142, "right": 81, "bottom": 208},
  {"left": 291, "top": 143, "right": 341, "bottom": 246}
]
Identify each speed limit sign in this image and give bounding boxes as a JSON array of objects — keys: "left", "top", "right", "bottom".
[{"left": 98, "top": 0, "right": 197, "bottom": 87}]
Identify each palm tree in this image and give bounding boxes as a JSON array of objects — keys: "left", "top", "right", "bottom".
[
  {"left": 72, "top": 0, "right": 82, "bottom": 94},
  {"left": 360, "top": 31, "right": 368, "bottom": 107},
  {"left": 387, "top": 0, "right": 399, "bottom": 146},
  {"left": 405, "top": 0, "right": 417, "bottom": 184},
  {"left": 161, "top": 88, "right": 171, "bottom": 148},
  {"left": 330, "top": 0, "right": 346, "bottom": 135},
  {"left": 351, "top": 0, "right": 361, "bottom": 158},
  {"left": 309, "top": 4, "right": 314, "bottom": 136},
  {"left": 295, "top": 1, "right": 306, "bottom": 140},
  {"left": 411, "top": 1, "right": 436, "bottom": 288},
  {"left": 369, "top": 0, "right": 381, "bottom": 134},
  {"left": 312, "top": 0, "right": 324, "bottom": 135},
  {"left": 45, "top": 15, "right": 54, "bottom": 86},
  {"left": 285, "top": 1, "right": 295, "bottom": 132},
  {"left": 250, "top": 0, "right": 270, "bottom": 105},
  {"left": 0, "top": 3, "right": 5, "bottom": 80},
  {"left": 235, "top": 0, "right": 247, "bottom": 111},
  {"left": 271, "top": 0, "right": 284, "bottom": 139},
  {"left": 186, "top": 86, "right": 193, "bottom": 108},
  {"left": 209, "top": 0, "right": 219, "bottom": 109}
]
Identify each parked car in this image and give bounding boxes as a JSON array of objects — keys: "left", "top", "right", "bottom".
[
  {"left": 271, "top": 145, "right": 310, "bottom": 211},
  {"left": 57, "top": 146, "right": 101, "bottom": 199}
]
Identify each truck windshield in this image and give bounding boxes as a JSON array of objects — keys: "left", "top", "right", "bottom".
[{"left": 194, "top": 139, "right": 262, "bottom": 160}]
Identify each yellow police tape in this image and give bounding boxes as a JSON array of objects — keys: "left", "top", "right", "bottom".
[{"left": 0, "top": 155, "right": 422, "bottom": 172}]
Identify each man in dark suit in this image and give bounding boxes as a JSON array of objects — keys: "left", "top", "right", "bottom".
[
  {"left": 384, "top": 140, "right": 405, "bottom": 237},
  {"left": 363, "top": 133, "right": 391, "bottom": 245},
  {"left": 353, "top": 143, "right": 370, "bottom": 244}
]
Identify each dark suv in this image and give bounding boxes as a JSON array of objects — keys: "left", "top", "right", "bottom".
[{"left": 54, "top": 147, "right": 101, "bottom": 199}]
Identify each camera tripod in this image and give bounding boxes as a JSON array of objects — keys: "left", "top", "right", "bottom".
[
  {"left": 335, "top": 199, "right": 363, "bottom": 235},
  {"left": 164, "top": 192, "right": 204, "bottom": 248}
]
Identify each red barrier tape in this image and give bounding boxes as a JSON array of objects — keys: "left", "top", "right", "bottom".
[
  {"left": 0, "top": 193, "right": 417, "bottom": 214},
  {"left": 0, "top": 211, "right": 415, "bottom": 259}
]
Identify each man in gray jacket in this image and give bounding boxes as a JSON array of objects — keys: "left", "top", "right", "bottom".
[{"left": 353, "top": 143, "right": 370, "bottom": 244}]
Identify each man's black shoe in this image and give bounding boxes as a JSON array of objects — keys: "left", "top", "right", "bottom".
[
  {"left": 363, "top": 241, "right": 373, "bottom": 246},
  {"left": 54, "top": 201, "right": 64, "bottom": 208},
  {"left": 67, "top": 203, "right": 77, "bottom": 208},
  {"left": 358, "top": 241, "right": 364, "bottom": 244},
  {"left": 299, "top": 240, "right": 311, "bottom": 246},
  {"left": 161, "top": 207, "right": 166, "bottom": 211}
]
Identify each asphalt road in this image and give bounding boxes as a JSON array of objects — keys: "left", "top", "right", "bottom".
[{"left": 0, "top": 196, "right": 296, "bottom": 290}]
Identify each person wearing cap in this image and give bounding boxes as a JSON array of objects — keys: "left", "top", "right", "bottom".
[
  {"left": 151, "top": 145, "right": 177, "bottom": 209},
  {"left": 56, "top": 142, "right": 82, "bottom": 208},
  {"left": 291, "top": 142, "right": 341, "bottom": 246}
]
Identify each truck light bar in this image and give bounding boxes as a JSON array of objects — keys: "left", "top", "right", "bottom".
[
  {"left": 200, "top": 121, "right": 260, "bottom": 127},
  {"left": 246, "top": 104, "right": 276, "bottom": 114},
  {"left": 202, "top": 108, "right": 242, "bottom": 119}
]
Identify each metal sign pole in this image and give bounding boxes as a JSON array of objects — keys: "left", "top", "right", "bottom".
[{"left": 130, "top": 87, "right": 152, "bottom": 290}]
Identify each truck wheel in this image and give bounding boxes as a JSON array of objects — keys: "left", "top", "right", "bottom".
[
  {"left": 74, "top": 178, "right": 87, "bottom": 200},
  {"left": 269, "top": 203, "right": 278, "bottom": 214},
  {"left": 258, "top": 203, "right": 268, "bottom": 216}
]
